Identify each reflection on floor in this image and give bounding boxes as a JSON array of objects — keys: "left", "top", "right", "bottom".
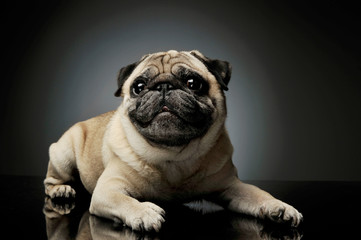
[
  {"left": 3, "top": 176, "right": 361, "bottom": 239},
  {"left": 44, "top": 196, "right": 302, "bottom": 240}
]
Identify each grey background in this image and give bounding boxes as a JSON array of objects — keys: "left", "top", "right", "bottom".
[{"left": 2, "top": 0, "right": 361, "bottom": 180}]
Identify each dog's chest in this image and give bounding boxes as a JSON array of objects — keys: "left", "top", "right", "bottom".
[{"left": 146, "top": 160, "right": 205, "bottom": 200}]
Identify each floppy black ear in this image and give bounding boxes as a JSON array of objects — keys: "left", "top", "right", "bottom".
[
  {"left": 114, "top": 54, "right": 150, "bottom": 97},
  {"left": 114, "top": 62, "right": 139, "bottom": 97},
  {"left": 190, "top": 50, "right": 232, "bottom": 91}
]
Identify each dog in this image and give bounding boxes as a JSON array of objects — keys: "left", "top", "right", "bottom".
[{"left": 44, "top": 50, "right": 303, "bottom": 232}]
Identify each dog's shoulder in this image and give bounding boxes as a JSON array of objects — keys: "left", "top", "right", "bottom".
[
  {"left": 63, "top": 111, "right": 116, "bottom": 149},
  {"left": 85, "top": 110, "right": 116, "bottom": 125},
  {"left": 76, "top": 111, "right": 115, "bottom": 132}
]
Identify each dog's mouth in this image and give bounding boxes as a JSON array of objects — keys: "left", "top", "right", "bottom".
[
  {"left": 159, "top": 105, "right": 172, "bottom": 113},
  {"left": 145, "top": 105, "right": 182, "bottom": 126},
  {"left": 160, "top": 105, "right": 170, "bottom": 112},
  {"left": 156, "top": 105, "right": 174, "bottom": 117}
]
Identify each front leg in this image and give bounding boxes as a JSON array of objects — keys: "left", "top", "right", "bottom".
[
  {"left": 89, "top": 163, "right": 165, "bottom": 232},
  {"left": 44, "top": 141, "right": 77, "bottom": 199},
  {"left": 217, "top": 178, "right": 303, "bottom": 227}
]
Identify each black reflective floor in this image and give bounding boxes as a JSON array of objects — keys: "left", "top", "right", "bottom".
[{"left": 1, "top": 175, "right": 361, "bottom": 239}]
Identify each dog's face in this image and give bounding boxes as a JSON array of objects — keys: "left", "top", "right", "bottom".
[{"left": 115, "top": 50, "right": 231, "bottom": 147}]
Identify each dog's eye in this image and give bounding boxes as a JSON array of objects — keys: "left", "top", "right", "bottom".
[
  {"left": 132, "top": 81, "right": 146, "bottom": 95},
  {"left": 187, "top": 79, "right": 203, "bottom": 91}
]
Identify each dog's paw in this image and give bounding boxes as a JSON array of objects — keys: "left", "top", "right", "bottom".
[
  {"left": 259, "top": 199, "right": 303, "bottom": 227},
  {"left": 124, "top": 202, "right": 165, "bottom": 232},
  {"left": 46, "top": 184, "right": 76, "bottom": 198},
  {"left": 43, "top": 196, "right": 75, "bottom": 217},
  {"left": 260, "top": 227, "right": 303, "bottom": 240}
]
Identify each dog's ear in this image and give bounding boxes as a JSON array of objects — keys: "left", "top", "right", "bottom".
[
  {"left": 190, "top": 50, "right": 232, "bottom": 91},
  {"left": 114, "top": 62, "right": 138, "bottom": 97},
  {"left": 114, "top": 54, "right": 150, "bottom": 97}
]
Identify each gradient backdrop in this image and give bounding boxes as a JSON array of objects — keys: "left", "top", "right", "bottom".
[{"left": 2, "top": 0, "right": 361, "bottom": 180}]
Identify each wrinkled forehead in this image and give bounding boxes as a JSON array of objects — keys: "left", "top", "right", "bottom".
[{"left": 137, "top": 51, "right": 208, "bottom": 78}]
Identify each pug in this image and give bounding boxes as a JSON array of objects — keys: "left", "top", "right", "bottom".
[{"left": 44, "top": 50, "right": 303, "bottom": 232}]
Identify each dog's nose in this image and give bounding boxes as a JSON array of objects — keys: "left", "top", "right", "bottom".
[{"left": 155, "top": 83, "right": 174, "bottom": 92}]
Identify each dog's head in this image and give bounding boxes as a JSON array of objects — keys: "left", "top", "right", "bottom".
[{"left": 115, "top": 50, "right": 231, "bottom": 147}]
